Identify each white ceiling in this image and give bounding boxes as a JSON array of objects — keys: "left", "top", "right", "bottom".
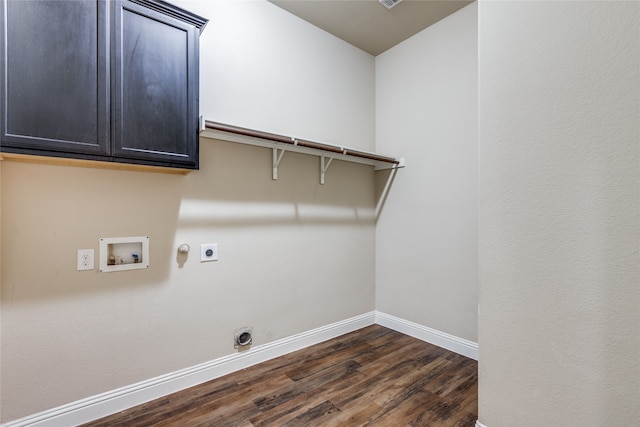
[{"left": 268, "top": 0, "right": 472, "bottom": 56}]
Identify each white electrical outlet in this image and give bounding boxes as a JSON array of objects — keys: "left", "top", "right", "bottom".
[
  {"left": 77, "top": 249, "right": 94, "bottom": 271},
  {"left": 200, "top": 243, "right": 218, "bottom": 262}
]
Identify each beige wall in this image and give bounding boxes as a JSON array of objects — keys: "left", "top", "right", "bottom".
[
  {"left": 177, "top": 0, "right": 375, "bottom": 150},
  {"left": 0, "top": 1, "right": 376, "bottom": 421},
  {"left": 478, "top": 1, "right": 640, "bottom": 426},
  {"left": 375, "top": 3, "right": 478, "bottom": 342}
]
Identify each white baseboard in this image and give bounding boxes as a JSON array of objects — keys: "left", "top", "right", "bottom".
[
  {"left": 2, "top": 312, "right": 376, "bottom": 427},
  {"left": 375, "top": 311, "right": 478, "bottom": 360},
  {"left": 3, "top": 311, "right": 478, "bottom": 426},
  {"left": 476, "top": 421, "right": 488, "bottom": 427}
]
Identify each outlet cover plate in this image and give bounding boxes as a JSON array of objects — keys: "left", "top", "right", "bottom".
[
  {"left": 200, "top": 243, "right": 218, "bottom": 262},
  {"left": 77, "top": 249, "right": 94, "bottom": 271}
]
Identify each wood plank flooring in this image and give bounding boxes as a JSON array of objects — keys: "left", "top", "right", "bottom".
[{"left": 82, "top": 325, "right": 477, "bottom": 426}]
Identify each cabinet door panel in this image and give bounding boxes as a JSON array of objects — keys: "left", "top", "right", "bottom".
[
  {"left": 1, "top": 0, "right": 109, "bottom": 154},
  {"left": 113, "top": 0, "right": 198, "bottom": 168}
]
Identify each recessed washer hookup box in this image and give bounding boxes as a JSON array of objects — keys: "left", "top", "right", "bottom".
[{"left": 99, "top": 236, "right": 149, "bottom": 272}]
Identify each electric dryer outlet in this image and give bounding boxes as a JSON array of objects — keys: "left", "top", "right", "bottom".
[{"left": 200, "top": 243, "right": 218, "bottom": 262}]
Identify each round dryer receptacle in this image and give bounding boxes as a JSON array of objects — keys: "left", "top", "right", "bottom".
[{"left": 234, "top": 327, "right": 253, "bottom": 349}]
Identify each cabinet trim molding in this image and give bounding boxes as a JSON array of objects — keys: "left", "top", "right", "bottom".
[
  {"left": 0, "top": 152, "right": 192, "bottom": 175},
  {"left": 128, "top": 0, "right": 208, "bottom": 32}
]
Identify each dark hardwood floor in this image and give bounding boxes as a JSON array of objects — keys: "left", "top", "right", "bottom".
[{"left": 82, "top": 325, "right": 477, "bottom": 426}]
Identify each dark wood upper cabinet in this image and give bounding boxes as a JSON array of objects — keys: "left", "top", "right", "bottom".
[
  {"left": 0, "top": 0, "right": 207, "bottom": 170},
  {"left": 0, "top": 0, "right": 110, "bottom": 155},
  {"left": 113, "top": 0, "right": 201, "bottom": 167}
]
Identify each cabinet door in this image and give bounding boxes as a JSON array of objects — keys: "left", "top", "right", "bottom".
[
  {"left": 112, "top": 0, "right": 199, "bottom": 168},
  {"left": 0, "top": 0, "right": 109, "bottom": 155}
]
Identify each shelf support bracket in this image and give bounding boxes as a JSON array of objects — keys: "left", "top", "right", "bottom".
[
  {"left": 320, "top": 155, "right": 333, "bottom": 185},
  {"left": 273, "top": 146, "right": 286, "bottom": 180}
]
